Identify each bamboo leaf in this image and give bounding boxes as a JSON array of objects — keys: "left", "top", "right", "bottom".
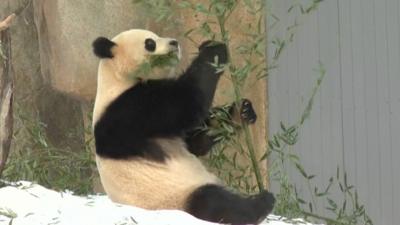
[{"left": 295, "top": 163, "right": 308, "bottom": 178}]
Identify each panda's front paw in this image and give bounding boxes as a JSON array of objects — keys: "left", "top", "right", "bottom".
[{"left": 198, "top": 40, "right": 228, "bottom": 66}]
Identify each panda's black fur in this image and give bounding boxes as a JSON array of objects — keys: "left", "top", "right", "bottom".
[
  {"left": 92, "top": 29, "right": 274, "bottom": 224},
  {"left": 93, "top": 37, "right": 116, "bottom": 58},
  {"left": 94, "top": 45, "right": 220, "bottom": 161}
]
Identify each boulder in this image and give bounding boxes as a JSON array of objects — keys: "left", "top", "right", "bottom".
[{"left": 33, "top": 0, "right": 148, "bottom": 100}]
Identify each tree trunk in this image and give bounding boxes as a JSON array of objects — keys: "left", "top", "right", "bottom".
[{"left": 0, "top": 16, "right": 14, "bottom": 177}]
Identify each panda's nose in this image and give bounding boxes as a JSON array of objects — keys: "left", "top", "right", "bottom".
[{"left": 169, "top": 40, "right": 178, "bottom": 47}]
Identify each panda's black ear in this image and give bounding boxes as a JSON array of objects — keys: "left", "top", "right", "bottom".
[{"left": 92, "top": 37, "right": 116, "bottom": 58}]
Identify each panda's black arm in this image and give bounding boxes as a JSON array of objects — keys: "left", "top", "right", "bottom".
[
  {"left": 178, "top": 41, "right": 228, "bottom": 111},
  {"left": 129, "top": 39, "right": 228, "bottom": 135}
]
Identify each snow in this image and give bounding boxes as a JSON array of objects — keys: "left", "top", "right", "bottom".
[{"left": 0, "top": 181, "right": 320, "bottom": 225}]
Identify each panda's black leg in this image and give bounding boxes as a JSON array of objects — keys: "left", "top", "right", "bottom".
[
  {"left": 186, "top": 184, "right": 275, "bottom": 225},
  {"left": 226, "top": 98, "right": 258, "bottom": 124},
  {"left": 238, "top": 98, "right": 257, "bottom": 124},
  {"left": 185, "top": 129, "right": 216, "bottom": 157}
]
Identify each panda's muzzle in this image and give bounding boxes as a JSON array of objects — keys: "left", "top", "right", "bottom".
[
  {"left": 167, "top": 39, "right": 181, "bottom": 59},
  {"left": 167, "top": 39, "right": 179, "bottom": 53},
  {"left": 153, "top": 38, "right": 181, "bottom": 59}
]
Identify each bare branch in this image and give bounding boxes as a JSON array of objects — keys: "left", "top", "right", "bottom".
[
  {"left": 0, "top": 14, "right": 16, "bottom": 31},
  {"left": 0, "top": 28, "right": 14, "bottom": 176}
]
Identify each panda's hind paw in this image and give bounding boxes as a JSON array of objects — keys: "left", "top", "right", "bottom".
[{"left": 240, "top": 99, "right": 257, "bottom": 124}]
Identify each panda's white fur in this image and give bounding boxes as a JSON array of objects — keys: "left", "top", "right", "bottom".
[
  {"left": 93, "top": 29, "right": 178, "bottom": 124},
  {"left": 96, "top": 138, "right": 220, "bottom": 209},
  {"left": 92, "top": 29, "right": 219, "bottom": 209}
]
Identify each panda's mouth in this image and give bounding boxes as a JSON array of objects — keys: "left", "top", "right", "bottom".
[
  {"left": 129, "top": 49, "right": 181, "bottom": 80},
  {"left": 150, "top": 51, "right": 180, "bottom": 68}
]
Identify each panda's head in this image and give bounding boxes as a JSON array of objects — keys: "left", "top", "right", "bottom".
[
  {"left": 92, "top": 29, "right": 180, "bottom": 125},
  {"left": 93, "top": 29, "right": 180, "bottom": 82}
]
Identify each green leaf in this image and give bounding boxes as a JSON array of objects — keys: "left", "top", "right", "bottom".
[
  {"left": 280, "top": 121, "right": 287, "bottom": 131},
  {"left": 295, "top": 163, "right": 308, "bottom": 178},
  {"left": 342, "top": 200, "right": 347, "bottom": 211},
  {"left": 327, "top": 198, "right": 337, "bottom": 210},
  {"left": 297, "top": 198, "right": 306, "bottom": 204},
  {"left": 337, "top": 166, "right": 340, "bottom": 179},
  {"left": 288, "top": 154, "right": 300, "bottom": 162},
  {"left": 195, "top": 3, "right": 208, "bottom": 14},
  {"left": 178, "top": 1, "right": 192, "bottom": 8}
]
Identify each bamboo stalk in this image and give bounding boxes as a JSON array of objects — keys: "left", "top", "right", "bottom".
[{"left": 216, "top": 6, "right": 266, "bottom": 192}]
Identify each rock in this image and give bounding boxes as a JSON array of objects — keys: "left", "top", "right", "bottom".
[
  {"left": 0, "top": 0, "right": 87, "bottom": 159},
  {"left": 32, "top": 0, "right": 148, "bottom": 100}
]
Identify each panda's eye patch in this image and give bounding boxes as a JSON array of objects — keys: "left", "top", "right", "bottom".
[{"left": 145, "top": 38, "right": 156, "bottom": 52}]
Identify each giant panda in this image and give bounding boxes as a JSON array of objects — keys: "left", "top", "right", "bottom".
[{"left": 91, "top": 29, "right": 275, "bottom": 224}]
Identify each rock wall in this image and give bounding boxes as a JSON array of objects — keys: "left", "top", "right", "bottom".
[
  {"left": 0, "top": 0, "right": 268, "bottom": 189},
  {"left": 0, "top": 0, "right": 86, "bottom": 152},
  {"left": 0, "top": 0, "right": 151, "bottom": 150},
  {"left": 32, "top": 0, "right": 149, "bottom": 100}
]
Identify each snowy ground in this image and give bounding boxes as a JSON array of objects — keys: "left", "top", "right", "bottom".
[{"left": 0, "top": 181, "right": 321, "bottom": 225}]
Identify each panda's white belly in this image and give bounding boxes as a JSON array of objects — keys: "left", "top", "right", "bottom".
[{"left": 96, "top": 138, "right": 220, "bottom": 210}]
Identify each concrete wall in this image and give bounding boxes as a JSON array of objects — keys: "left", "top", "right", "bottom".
[{"left": 268, "top": 0, "right": 400, "bottom": 224}]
